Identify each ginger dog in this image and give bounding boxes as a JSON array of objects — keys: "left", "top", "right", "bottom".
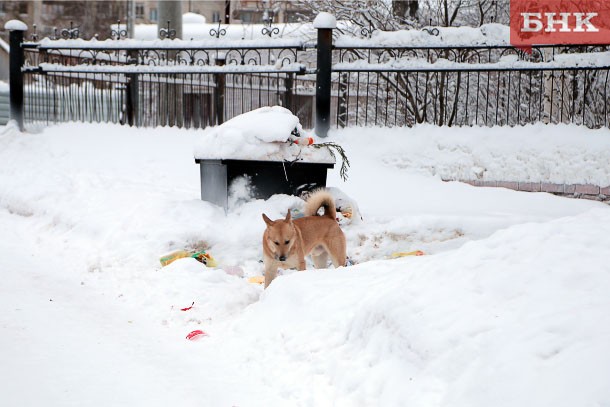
[{"left": 262, "top": 190, "right": 347, "bottom": 288}]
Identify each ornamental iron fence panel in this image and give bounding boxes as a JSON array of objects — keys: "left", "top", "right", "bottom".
[
  {"left": 330, "top": 66, "right": 609, "bottom": 128},
  {"left": 330, "top": 44, "right": 610, "bottom": 130},
  {"left": 6, "top": 25, "right": 610, "bottom": 134},
  {"left": 18, "top": 39, "right": 315, "bottom": 129}
]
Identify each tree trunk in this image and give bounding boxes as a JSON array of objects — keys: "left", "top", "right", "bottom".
[{"left": 392, "top": 0, "right": 419, "bottom": 19}]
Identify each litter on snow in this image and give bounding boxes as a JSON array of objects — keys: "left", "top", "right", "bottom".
[
  {"left": 390, "top": 250, "right": 426, "bottom": 258},
  {"left": 160, "top": 249, "right": 218, "bottom": 268},
  {"left": 180, "top": 302, "right": 195, "bottom": 312},
  {"left": 185, "top": 330, "right": 208, "bottom": 340}
]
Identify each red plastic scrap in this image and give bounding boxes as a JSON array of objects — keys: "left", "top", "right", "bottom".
[
  {"left": 180, "top": 301, "right": 195, "bottom": 311},
  {"left": 186, "top": 330, "right": 208, "bottom": 340}
]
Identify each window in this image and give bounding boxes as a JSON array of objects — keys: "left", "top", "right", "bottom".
[
  {"left": 149, "top": 7, "right": 158, "bottom": 22},
  {"left": 42, "top": 3, "right": 64, "bottom": 17},
  {"left": 212, "top": 11, "right": 221, "bottom": 23},
  {"left": 135, "top": 3, "right": 145, "bottom": 19},
  {"left": 240, "top": 12, "right": 252, "bottom": 23},
  {"left": 286, "top": 12, "right": 301, "bottom": 23},
  {"left": 19, "top": 3, "right": 28, "bottom": 14}
]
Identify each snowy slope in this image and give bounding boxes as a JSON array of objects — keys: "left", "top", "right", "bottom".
[
  {"left": 0, "top": 120, "right": 608, "bottom": 406},
  {"left": 225, "top": 207, "right": 610, "bottom": 406}
]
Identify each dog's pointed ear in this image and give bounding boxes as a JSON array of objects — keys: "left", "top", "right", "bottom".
[
  {"left": 285, "top": 209, "right": 292, "bottom": 222},
  {"left": 262, "top": 213, "right": 274, "bottom": 226}
]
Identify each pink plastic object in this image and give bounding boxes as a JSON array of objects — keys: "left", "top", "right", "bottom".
[{"left": 186, "top": 330, "right": 208, "bottom": 340}]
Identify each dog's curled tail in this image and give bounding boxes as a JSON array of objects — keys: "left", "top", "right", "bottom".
[{"left": 304, "top": 189, "right": 336, "bottom": 219}]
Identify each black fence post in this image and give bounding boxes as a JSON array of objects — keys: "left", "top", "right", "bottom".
[
  {"left": 125, "top": 73, "right": 138, "bottom": 126},
  {"left": 284, "top": 73, "right": 294, "bottom": 111},
  {"left": 124, "top": 49, "right": 140, "bottom": 127},
  {"left": 7, "top": 21, "right": 27, "bottom": 132},
  {"left": 314, "top": 13, "right": 336, "bottom": 138},
  {"left": 214, "top": 55, "right": 226, "bottom": 125}
]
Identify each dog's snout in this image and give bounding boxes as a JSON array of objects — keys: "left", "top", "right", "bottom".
[{"left": 279, "top": 255, "right": 286, "bottom": 262}]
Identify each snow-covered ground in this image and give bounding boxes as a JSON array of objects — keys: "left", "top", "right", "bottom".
[{"left": 0, "top": 119, "right": 609, "bottom": 406}]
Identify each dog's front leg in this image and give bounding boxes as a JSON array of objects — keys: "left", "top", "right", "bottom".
[{"left": 264, "top": 263, "right": 278, "bottom": 288}]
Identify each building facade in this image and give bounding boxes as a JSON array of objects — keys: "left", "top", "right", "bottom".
[
  {"left": 1, "top": 1, "right": 131, "bottom": 41},
  {"left": 231, "top": 1, "right": 313, "bottom": 24},
  {"left": 1, "top": 1, "right": 313, "bottom": 42}
]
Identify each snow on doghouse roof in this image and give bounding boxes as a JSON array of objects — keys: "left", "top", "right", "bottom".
[{"left": 193, "top": 106, "right": 335, "bottom": 164}]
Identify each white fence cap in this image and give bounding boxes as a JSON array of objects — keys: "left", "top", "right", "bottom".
[
  {"left": 313, "top": 12, "right": 337, "bottom": 29},
  {"left": 4, "top": 20, "right": 28, "bottom": 31}
]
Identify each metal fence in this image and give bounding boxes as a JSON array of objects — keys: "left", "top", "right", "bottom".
[
  {"left": 331, "top": 44, "right": 610, "bottom": 128},
  {"left": 20, "top": 40, "right": 316, "bottom": 129},
  {"left": 0, "top": 86, "right": 9, "bottom": 125},
  {"left": 6, "top": 25, "right": 610, "bottom": 134}
]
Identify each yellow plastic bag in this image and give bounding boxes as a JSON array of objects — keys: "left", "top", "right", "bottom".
[
  {"left": 160, "top": 250, "right": 192, "bottom": 266},
  {"left": 248, "top": 276, "right": 265, "bottom": 285},
  {"left": 390, "top": 250, "right": 425, "bottom": 259},
  {"left": 160, "top": 250, "right": 218, "bottom": 267}
]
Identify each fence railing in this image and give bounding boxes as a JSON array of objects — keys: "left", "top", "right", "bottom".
[
  {"left": 0, "top": 85, "right": 9, "bottom": 125},
  {"left": 331, "top": 64, "right": 610, "bottom": 128},
  {"left": 330, "top": 43, "right": 610, "bottom": 129},
  {"left": 19, "top": 38, "right": 316, "bottom": 129},
  {"left": 6, "top": 22, "right": 610, "bottom": 135}
]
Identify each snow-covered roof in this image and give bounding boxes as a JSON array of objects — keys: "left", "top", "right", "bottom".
[{"left": 193, "top": 106, "right": 335, "bottom": 163}]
